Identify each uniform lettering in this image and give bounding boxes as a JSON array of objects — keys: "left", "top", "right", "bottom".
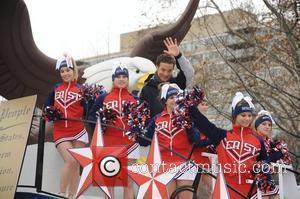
[
  {"left": 156, "top": 121, "right": 168, "bottom": 130},
  {"left": 105, "top": 100, "right": 118, "bottom": 109},
  {"left": 244, "top": 143, "right": 256, "bottom": 155},
  {"left": 226, "top": 141, "right": 240, "bottom": 150},
  {"left": 226, "top": 141, "right": 257, "bottom": 155},
  {"left": 55, "top": 91, "right": 65, "bottom": 100},
  {"left": 105, "top": 100, "right": 127, "bottom": 110},
  {"left": 55, "top": 91, "right": 81, "bottom": 101}
]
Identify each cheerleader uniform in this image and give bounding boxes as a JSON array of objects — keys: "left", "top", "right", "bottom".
[
  {"left": 44, "top": 81, "right": 88, "bottom": 146},
  {"left": 105, "top": 87, "right": 140, "bottom": 157},
  {"left": 190, "top": 92, "right": 270, "bottom": 199},
  {"left": 253, "top": 110, "right": 288, "bottom": 197},
  {"left": 254, "top": 110, "right": 288, "bottom": 164},
  {"left": 89, "top": 87, "right": 140, "bottom": 158},
  {"left": 141, "top": 109, "right": 199, "bottom": 180},
  {"left": 88, "top": 64, "right": 140, "bottom": 159}
]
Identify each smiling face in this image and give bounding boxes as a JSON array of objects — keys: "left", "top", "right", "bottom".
[
  {"left": 256, "top": 121, "right": 272, "bottom": 138},
  {"left": 156, "top": 63, "right": 174, "bottom": 82},
  {"left": 60, "top": 67, "right": 75, "bottom": 83},
  {"left": 113, "top": 75, "right": 129, "bottom": 88},
  {"left": 234, "top": 112, "right": 253, "bottom": 127}
]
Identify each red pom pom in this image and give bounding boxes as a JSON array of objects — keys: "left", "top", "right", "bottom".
[
  {"left": 173, "top": 86, "right": 205, "bottom": 129},
  {"left": 123, "top": 100, "right": 150, "bottom": 140},
  {"left": 80, "top": 84, "right": 106, "bottom": 102}
]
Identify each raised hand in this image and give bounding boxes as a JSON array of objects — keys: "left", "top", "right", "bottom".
[{"left": 163, "top": 37, "right": 180, "bottom": 57}]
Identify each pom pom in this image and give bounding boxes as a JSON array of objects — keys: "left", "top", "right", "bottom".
[
  {"left": 172, "top": 108, "right": 192, "bottom": 129},
  {"left": 123, "top": 100, "right": 150, "bottom": 140},
  {"left": 173, "top": 86, "right": 205, "bottom": 129},
  {"left": 273, "top": 140, "right": 292, "bottom": 165},
  {"left": 80, "top": 84, "right": 106, "bottom": 102},
  {"left": 186, "top": 86, "right": 206, "bottom": 106},
  {"left": 42, "top": 106, "right": 62, "bottom": 121},
  {"left": 252, "top": 160, "right": 276, "bottom": 193},
  {"left": 97, "top": 104, "right": 118, "bottom": 126}
]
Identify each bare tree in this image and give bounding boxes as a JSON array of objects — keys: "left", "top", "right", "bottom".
[
  {"left": 188, "top": 0, "right": 300, "bottom": 173},
  {"left": 138, "top": 0, "right": 300, "bottom": 174}
]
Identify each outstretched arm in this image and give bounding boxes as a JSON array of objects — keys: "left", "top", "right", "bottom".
[
  {"left": 163, "top": 37, "right": 195, "bottom": 89},
  {"left": 186, "top": 127, "right": 215, "bottom": 148},
  {"left": 189, "top": 105, "right": 227, "bottom": 145}
]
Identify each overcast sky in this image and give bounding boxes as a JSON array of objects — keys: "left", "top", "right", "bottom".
[{"left": 24, "top": 0, "right": 266, "bottom": 60}]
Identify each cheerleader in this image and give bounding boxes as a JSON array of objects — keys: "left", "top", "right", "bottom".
[
  {"left": 254, "top": 110, "right": 291, "bottom": 164},
  {"left": 254, "top": 110, "right": 291, "bottom": 198},
  {"left": 88, "top": 63, "right": 138, "bottom": 199},
  {"left": 43, "top": 55, "right": 88, "bottom": 198},
  {"left": 140, "top": 83, "right": 197, "bottom": 199},
  {"left": 190, "top": 92, "right": 270, "bottom": 199}
]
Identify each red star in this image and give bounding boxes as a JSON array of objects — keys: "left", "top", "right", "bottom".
[
  {"left": 68, "top": 118, "right": 112, "bottom": 198},
  {"left": 128, "top": 133, "right": 180, "bottom": 199}
]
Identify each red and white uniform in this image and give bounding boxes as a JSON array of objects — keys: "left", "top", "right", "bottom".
[
  {"left": 102, "top": 87, "right": 137, "bottom": 149},
  {"left": 154, "top": 109, "right": 193, "bottom": 164},
  {"left": 190, "top": 107, "right": 268, "bottom": 199},
  {"left": 217, "top": 125, "right": 262, "bottom": 198},
  {"left": 49, "top": 81, "right": 87, "bottom": 146}
]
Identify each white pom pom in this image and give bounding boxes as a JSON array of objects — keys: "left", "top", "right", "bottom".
[
  {"left": 235, "top": 92, "right": 244, "bottom": 98},
  {"left": 231, "top": 92, "right": 244, "bottom": 110},
  {"left": 231, "top": 92, "right": 255, "bottom": 110}
]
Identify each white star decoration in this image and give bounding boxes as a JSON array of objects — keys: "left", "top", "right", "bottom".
[{"left": 128, "top": 133, "right": 179, "bottom": 199}]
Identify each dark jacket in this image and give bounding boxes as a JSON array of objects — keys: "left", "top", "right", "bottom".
[{"left": 139, "top": 53, "right": 194, "bottom": 118}]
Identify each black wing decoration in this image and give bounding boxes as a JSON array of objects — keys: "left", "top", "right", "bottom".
[
  {"left": 130, "top": 0, "right": 200, "bottom": 63},
  {"left": 0, "top": 0, "right": 199, "bottom": 107}
]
